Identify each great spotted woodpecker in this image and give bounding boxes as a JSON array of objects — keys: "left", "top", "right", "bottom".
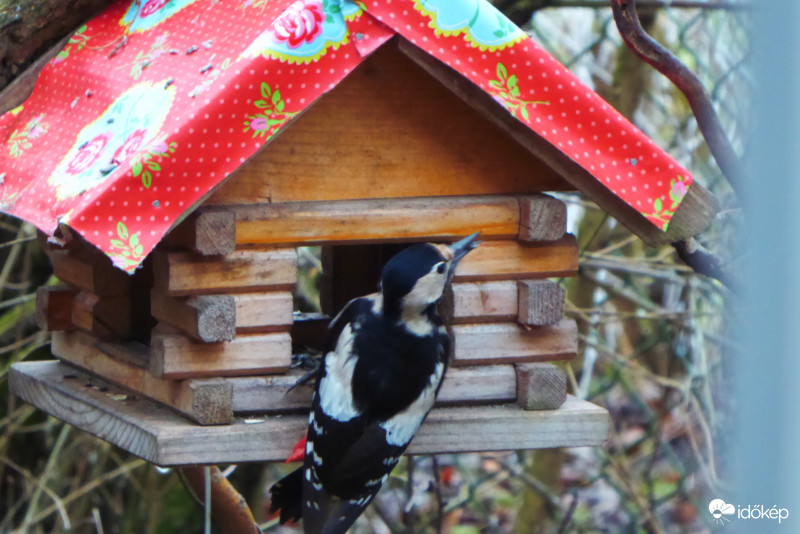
[{"left": 270, "top": 233, "right": 480, "bottom": 534}]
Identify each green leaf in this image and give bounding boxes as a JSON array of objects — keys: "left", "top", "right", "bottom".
[
  {"left": 254, "top": 99, "right": 268, "bottom": 109},
  {"left": 510, "top": 85, "right": 520, "bottom": 97},
  {"left": 77, "top": 24, "right": 87, "bottom": 34},
  {"left": 488, "top": 80, "right": 503, "bottom": 89},
  {"left": 654, "top": 198, "right": 663, "bottom": 213},
  {"left": 148, "top": 161, "right": 161, "bottom": 172},
  {"left": 272, "top": 90, "right": 282, "bottom": 105},
  {"left": 142, "top": 172, "right": 152, "bottom": 188},
  {"left": 117, "top": 222, "right": 129, "bottom": 240},
  {"left": 496, "top": 63, "right": 507, "bottom": 80},
  {"left": 110, "top": 239, "right": 126, "bottom": 249},
  {"left": 260, "top": 82, "right": 271, "bottom": 98},
  {"left": 57, "top": 50, "right": 69, "bottom": 60},
  {"left": 507, "top": 74, "right": 518, "bottom": 88},
  {"left": 129, "top": 233, "right": 140, "bottom": 248},
  {"left": 276, "top": 100, "right": 285, "bottom": 113},
  {"left": 520, "top": 106, "right": 529, "bottom": 121},
  {"left": 131, "top": 160, "right": 142, "bottom": 177},
  {"left": 134, "top": 244, "right": 143, "bottom": 256}
]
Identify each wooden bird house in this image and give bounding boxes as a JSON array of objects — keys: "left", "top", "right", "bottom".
[{"left": 2, "top": 0, "right": 716, "bottom": 466}]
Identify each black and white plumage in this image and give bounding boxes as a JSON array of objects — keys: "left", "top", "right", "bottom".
[{"left": 270, "top": 233, "right": 479, "bottom": 534}]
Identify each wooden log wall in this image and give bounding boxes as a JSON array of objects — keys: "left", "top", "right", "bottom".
[{"left": 39, "top": 193, "right": 576, "bottom": 426}]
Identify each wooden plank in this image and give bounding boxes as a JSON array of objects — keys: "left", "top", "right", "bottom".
[
  {"left": 666, "top": 181, "right": 721, "bottom": 242},
  {"left": 437, "top": 365, "right": 517, "bottom": 405},
  {"left": 35, "top": 285, "right": 77, "bottom": 331},
  {"left": 153, "top": 249, "right": 297, "bottom": 296},
  {"left": 206, "top": 44, "right": 570, "bottom": 206},
  {"left": 71, "top": 292, "right": 132, "bottom": 340},
  {"left": 10, "top": 360, "right": 609, "bottom": 465},
  {"left": 441, "top": 281, "right": 518, "bottom": 324},
  {"left": 518, "top": 195, "right": 567, "bottom": 241},
  {"left": 228, "top": 365, "right": 517, "bottom": 414},
  {"left": 151, "top": 292, "right": 236, "bottom": 342},
  {"left": 395, "top": 38, "right": 717, "bottom": 245},
  {"left": 517, "top": 280, "right": 566, "bottom": 326},
  {"left": 97, "top": 340, "right": 149, "bottom": 369},
  {"left": 50, "top": 332, "right": 232, "bottom": 425},
  {"left": 233, "top": 292, "right": 294, "bottom": 333},
  {"left": 162, "top": 208, "right": 236, "bottom": 255},
  {"left": 232, "top": 196, "right": 518, "bottom": 246},
  {"left": 515, "top": 363, "right": 567, "bottom": 410},
  {"left": 451, "top": 319, "right": 577, "bottom": 366},
  {"left": 50, "top": 249, "right": 131, "bottom": 296},
  {"left": 453, "top": 237, "right": 578, "bottom": 282},
  {"left": 150, "top": 332, "right": 292, "bottom": 379}
]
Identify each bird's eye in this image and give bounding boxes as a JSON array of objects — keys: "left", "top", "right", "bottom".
[{"left": 436, "top": 262, "right": 446, "bottom": 274}]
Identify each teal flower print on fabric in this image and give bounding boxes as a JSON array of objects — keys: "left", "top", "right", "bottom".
[{"left": 413, "top": 0, "right": 525, "bottom": 51}]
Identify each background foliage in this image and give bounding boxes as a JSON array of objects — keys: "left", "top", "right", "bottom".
[{"left": 0, "top": 1, "right": 747, "bottom": 532}]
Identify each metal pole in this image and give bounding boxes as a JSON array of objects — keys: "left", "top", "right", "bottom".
[{"left": 734, "top": 1, "right": 800, "bottom": 532}]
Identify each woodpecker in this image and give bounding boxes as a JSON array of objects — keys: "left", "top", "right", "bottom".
[{"left": 270, "top": 233, "right": 480, "bottom": 534}]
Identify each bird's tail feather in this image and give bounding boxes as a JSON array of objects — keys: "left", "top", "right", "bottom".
[{"left": 269, "top": 467, "right": 304, "bottom": 524}]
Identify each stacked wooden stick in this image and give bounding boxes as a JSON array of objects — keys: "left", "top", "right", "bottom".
[{"left": 36, "top": 194, "right": 578, "bottom": 428}]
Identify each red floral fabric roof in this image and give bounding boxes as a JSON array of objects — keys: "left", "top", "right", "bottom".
[{"left": 0, "top": 0, "right": 693, "bottom": 273}]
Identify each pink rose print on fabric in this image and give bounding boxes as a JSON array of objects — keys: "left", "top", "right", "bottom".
[
  {"left": 271, "top": 0, "right": 325, "bottom": 49},
  {"left": 67, "top": 133, "right": 111, "bottom": 175},
  {"left": 141, "top": 0, "right": 170, "bottom": 17},
  {"left": 671, "top": 178, "right": 688, "bottom": 201},
  {"left": 113, "top": 129, "right": 147, "bottom": 162}
]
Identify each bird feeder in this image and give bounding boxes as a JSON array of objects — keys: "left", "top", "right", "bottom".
[{"left": 1, "top": 0, "right": 716, "bottom": 466}]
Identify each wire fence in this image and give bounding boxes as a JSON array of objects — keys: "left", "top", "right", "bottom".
[{"left": 0, "top": 1, "right": 748, "bottom": 533}]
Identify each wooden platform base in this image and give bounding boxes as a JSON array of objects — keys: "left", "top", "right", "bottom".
[{"left": 10, "top": 361, "right": 609, "bottom": 466}]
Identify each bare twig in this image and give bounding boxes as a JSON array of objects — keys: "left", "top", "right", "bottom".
[
  {"left": 548, "top": 0, "right": 750, "bottom": 8},
  {"left": 0, "top": 456, "right": 72, "bottom": 530},
  {"left": 673, "top": 238, "right": 735, "bottom": 287},
  {"left": 179, "top": 465, "right": 260, "bottom": 534},
  {"left": 556, "top": 492, "right": 579, "bottom": 534},
  {"left": 22, "top": 459, "right": 146, "bottom": 527},
  {"left": 403, "top": 456, "right": 416, "bottom": 532},
  {"left": 430, "top": 456, "right": 445, "bottom": 534}
]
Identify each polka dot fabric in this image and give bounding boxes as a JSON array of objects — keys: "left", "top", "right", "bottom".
[{"left": 0, "top": 0, "right": 692, "bottom": 273}]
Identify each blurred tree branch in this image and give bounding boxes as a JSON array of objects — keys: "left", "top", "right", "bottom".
[
  {"left": 610, "top": 0, "right": 743, "bottom": 193},
  {"left": 609, "top": 0, "right": 741, "bottom": 286},
  {"left": 491, "top": 0, "right": 750, "bottom": 26},
  {"left": 180, "top": 466, "right": 260, "bottom": 534}
]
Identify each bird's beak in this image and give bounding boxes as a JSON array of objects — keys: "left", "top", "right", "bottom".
[{"left": 446, "top": 232, "right": 480, "bottom": 280}]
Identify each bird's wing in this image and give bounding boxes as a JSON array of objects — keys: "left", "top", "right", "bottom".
[
  {"left": 302, "top": 361, "right": 444, "bottom": 534},
  {"left": 301, "top": 295, "right": 377, "bottom": 533}
]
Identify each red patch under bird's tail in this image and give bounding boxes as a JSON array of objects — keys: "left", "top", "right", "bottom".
[{"left": 286, "top": 435, "right": 307, "bottom": 464}]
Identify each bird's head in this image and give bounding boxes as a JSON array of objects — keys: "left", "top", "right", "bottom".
[{"left": 380, "top": 233, "right": 480, "bottom": 318}]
